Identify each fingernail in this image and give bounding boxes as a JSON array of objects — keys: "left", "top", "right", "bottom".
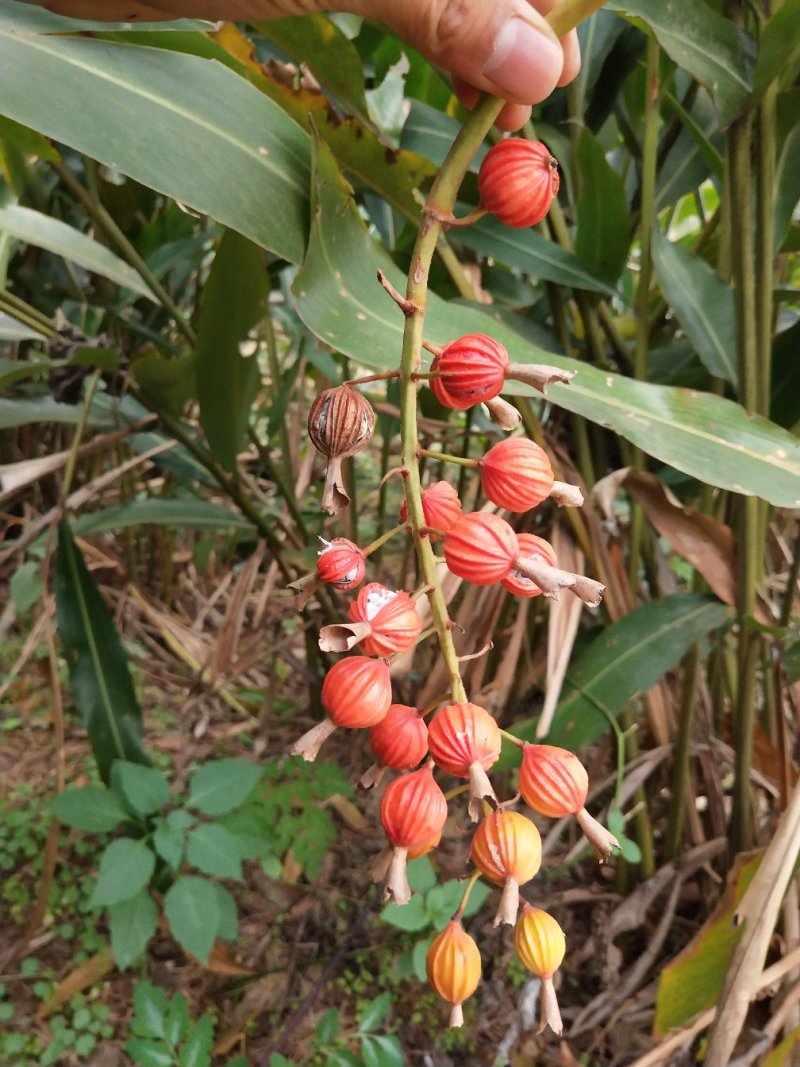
[{"left": 482, "top": 16, "right": 562, "bottom": 102}]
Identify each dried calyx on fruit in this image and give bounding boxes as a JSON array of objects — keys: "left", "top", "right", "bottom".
[
  {"left": 470, "top": 809, "right": 542, "bottom": 926},
  {"left": 519, "top": 744, "right": 620, "bottom": 861},
  {"left": 512, "top": 538, "right": 605, "bottom": 606},
  {"left": 360, "top": 703, "right": 429, "bottom": 789},
  {"left": 426, "top": 917, "right": 482, "bottom": 1028},
  {"left": 478, "top": 138, "right": 560, "bottom": 229},
  {"left": 290, "top": 656, "right": 392, "bottom": 762},
  {"left": 427, "top": 333, "right": 575, "bottom": 413},
  {"left": 514, "top": 905, "right": 566, "bottom": 1034},
  {"left": 375, "top": 762, "right": 448, "bottom": 904},
  {"left": 502, "top": 533, "right": 558, "bottom": 598},
  {"left": 401, "top": 480, "right": 462, "bottom": 538},
  {"left": 479, "top": 438, "right": 583, "bottom": 511},
  {"left": 318, "top": 583, "right": 422, "bottom": 655},
  {"left": 308, "top": 384, "right": 376, "bottom": 514},
  {"left": 428, "top": 701, "right": 501, "bottom": 820}
]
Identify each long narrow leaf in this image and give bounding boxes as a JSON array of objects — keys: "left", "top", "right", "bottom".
[
  {"left": 54, "top": 520, "right": 148, "bottom": 781},
  {"left": 293, "top": 135, "right": 800, "bottom": 508}
]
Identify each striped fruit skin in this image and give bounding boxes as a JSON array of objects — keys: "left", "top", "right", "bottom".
[
  {"left": 470, "top": 810, "right": 542, "bottom": 886},
  {"left": 502, "top": 533, "right": 558, "bottom": 598},
  {"left": 478, "top": 139, "right": 560, "bottom": 228},
  {"left": 348, "top": 583, "right": 423, "bottom": 656},
  {"left": 444, "top": 512, "right": 519, "bottom": 585},
  {"left": 428, "top": 702, "right": 501, "bottom": 778},
  {"left": 321, "top": 656, "right": 392, "bottom": 729},
  {"left": 426, "top": 919, "right": 482, "bottom": 1006},
  {"left": 401, "top": 480, "right": 463, "bottom": 537},
  {"left": 480, "top": 438, "right": 554, "bottom": 512},
  {"left": 380, "top": 764, "right": 448, "bottom": 849},
  {"left": 431, "top": 334, "right": 509, "bottom": 410},
  {"left": 370, "top": 704, "right": 429, "bottom": 771},
  {"left": 519, "top": 744, "right": 588, "bottom": 817},
  {"left": 308, "top": 383, "right": 375, "bottom": 458},
  {"left": 514, "top": 905, "right": 566, "bottom": 978},
  {"left": 316, "top": 537, "right": 365, "bottom": 590}
]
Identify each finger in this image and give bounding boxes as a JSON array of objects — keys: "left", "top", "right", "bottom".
[
  {"left": 345, "top": 0, "right": 565, "bottom": 107},
  {"left": 452, "top": 77, "right": 532, "bottom": 133}
]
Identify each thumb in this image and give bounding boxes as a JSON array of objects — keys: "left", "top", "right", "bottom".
[{"left": 342, "top": 0, "right": 566, "bottom": 106}]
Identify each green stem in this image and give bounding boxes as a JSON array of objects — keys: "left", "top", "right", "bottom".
[
  {"left": 664, "top": 642, "right": 700, "bottom": 858},
  {"left": 418, "top": 447, "right": 477, "bottom": 468},
  {"left": 628, "top": 33, "right": 660, "bottom": 591},
  {"left": 728, "top": 103, "right": 763, "bottom": 851},
  {"left": 52, "top": 160, "right": 196, "bottom": 346},
  {"left": 362, "top": 522, "right": 408, "bottom": 558}
]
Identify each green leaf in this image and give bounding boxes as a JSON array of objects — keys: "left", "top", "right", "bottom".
[
  {"left": 775, "top": 117, "right": 800, "bottom": 250},
  {"left": 214, "top": 884, "right": 239, "bottom": 942},
  {"left": 655, "top": 852, "right": 761, "bottom": 1032},
  {"left": 0, "top": 202, "right": 154, "bottom": 298},
  {"left": 179, "top": 1014, "right": 213, "bottom": 1067},
  {"left": 358, "top": 993, "right": 391, "bottom": 1034},
  {"left": 258, "top": 15, "right": 370, "bottom": 124},
  {"left": 574, "top": 127, "right": 630, "bottom": 285},
  {"left": 381, "top": 895, "right": 430, "bottom": 933},
  {"left": 186, "top": 824, "right": 243, "bottom": 881},
  {"left": 131, "top": 982, "right": 169, "bottom": 1039},
  {"left": 0, "top": 312, "right": 46, "bottom": 342},
  {"left": 124, "top": 1039, "right": 174, "bottom": 1067},
  {"left": 153, "top": 817, "right": 187, "bottom": 870},
  {"left": 109, "top": 890, "right": 158, "bottom": 970},
  {"left": 164, "top": 993, "right": 190, "bottom": 1049},
  {"left": 89, "top": 839, "right": 156, "bottom": 908},
  {"left": 9, "top": 561, "right": 43, "bottom": 614},
  {"left": 132, "top": 349, "right": 197, "bottom": 419},
  {"left": 652, "top": 229, "right": 737, "bottom": 384},
  {"left": 0, "top": 31, "right": 309, "bottom": 264},
  {"left": 71, "top": 500, "right": 255, "bottom": 538},
  {"left": 753, "top": 0, "right": 800, "bottom": 98},
  {"left": 50, "top": 785, "right": 129, "bottom": 832},
  {"left": 456, "top": 214, "right": 618, "bottom": 295},
  {"left": 507, "top": 595, "right": 732, "bottom": 754},
  {"left": 400, "top": 100, "right": 488, "bottom": 172},
  {"left": 187, "top": 759, "right": 263, "bottom": 815},
  {"left": 54, "top": 520, "right": 147, "bottom": 782},
  {"left": 163, "top": 876, "right": 220, "bottom": 964},
  {"left": 112, "top": 762, "right": 170, "bottom": 816},
  {"left": 607, "top": 0, "right": 756, "bottom": 124},
  {"left": 316, "top": 1007, "right": 340, "bottom": 1043},
  {"left": 195, "top": 229, "right": 267, "bottom": 471},
  {"left": 360, "top": 1034, "right": 405, "bottom": 1067},
  {"left": 293, "top": 133, "right": 800, "bottom": 508}
]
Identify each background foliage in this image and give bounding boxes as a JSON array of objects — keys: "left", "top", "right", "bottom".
[{"left": 1, "top": 0, "right": 799, "bottom": 1064}]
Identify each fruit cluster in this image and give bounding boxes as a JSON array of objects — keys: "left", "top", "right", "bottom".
[{"left": 290, "top": 140, "right": 618, "bottom": 1036}]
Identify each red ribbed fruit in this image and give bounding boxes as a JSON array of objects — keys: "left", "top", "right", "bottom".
[
  {"left": 347, "top": 583, "right": 422, "bottom": 656},
  {"left": 444, "top": 513, "right": 518, "bottom": 585},
  {"left": 401, "top": 480, "right": 462, "bottom": 538},
  {"left": 370, "top": 704, "right": 429, "bottom": 771},
  {"left": 519, "top": 744, "right": 588, "bottom": 818},
  {"left": 321, "top": 656, "right": 392, "bottom": 729},
  {"left": 471, "top": 809, "right": 542, "bottom": 926},
  {"left": 426, "top": 919, "right": 482, "bottom": 1028},
  {"left": 502, "top": 533, "right": 558, "bottom": 598},
  {"left": 380, "top": 764, "right": 448, "bottom": 849},
  {"left": 429, "top": 702, "right": 501, "bottom": 778},
  {"left": 478, "top": 139, "right": 560, "bottom": 228},
  {"left": 430, "top": 334, "right": 508, "bottom": 410},
  {"left": 479, "top": 438, "right": 554, "bottom": 512},
  {"left": 316, "top": 537, "right": 365, "bottom": 590}
]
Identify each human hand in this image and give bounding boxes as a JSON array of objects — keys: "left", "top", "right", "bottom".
[{"left": 40, "top": 0, "right": 580, "bottom": 131}]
